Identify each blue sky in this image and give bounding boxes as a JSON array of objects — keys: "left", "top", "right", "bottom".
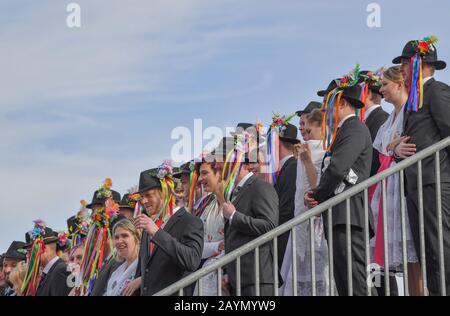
[{"left": 1, "top": 0, "right": 450, "bottom": 252}]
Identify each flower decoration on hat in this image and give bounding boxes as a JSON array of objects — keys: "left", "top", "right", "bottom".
[
  {"left": 96, "top": 178, "right": 113, "bottom": 199},
  {"left": 407, "top": 35, "right": 438, "bottom": 112},
  {"left": 128, "top": 193, "right": 141, "bottom": 209},
  {"left": 157, "top": 160, "right": 173, "bottom": 179},
  {"left": 335, "top": 63, "right": 361, "bottom": 89},
  {"left": 357, "top": 67, "right": 385, "bottom": 122},
  {"left": 57, "top": 231, "right": 70, "bottom": 248},
  {"left": 264, "top": 113, "right": 296, "bottom": 185},
  {"left": 412, "top": 35, "right": 438, "bottom": 56},
  {"left": 360, "top": 67, "right": 384, "bottom": 87},
  {"left": 155, "top": 160, "right": 177, "bottom": 220},
  {"left": 29, "top": 219, "right": 46, "bottom": 240}
]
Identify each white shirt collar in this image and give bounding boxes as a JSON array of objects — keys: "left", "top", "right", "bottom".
[
  {"left": 423, "top": 76, "right": 434, "bottom": 85},
  {"left": 236, "top": 172, "right": 254, "bottom": 188},
  {"left": 43, "top": 256, "right": 60, "bottom": 274},
  {"left": 338, "top": 114, "right": 356, "bottom": 128},
  {"left": 173, "top": 206, "right": 181, "bottom": 214},
  {"left": 364, "top": 104, "right": 381, "bottom": 120},
  {"left": 279, "top": 155, "right": 294, "bottom": 170}
]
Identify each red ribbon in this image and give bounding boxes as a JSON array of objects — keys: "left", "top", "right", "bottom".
[{"left": 150, "top": 218, "right": 164, "bottom": 253}]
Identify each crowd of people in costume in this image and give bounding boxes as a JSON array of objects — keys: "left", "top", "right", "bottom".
[{"left": 1, "top": 36, "right": 450, "bottom": 296}]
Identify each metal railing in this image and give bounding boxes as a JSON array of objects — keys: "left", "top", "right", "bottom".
[{"left": 155, "top": 136, "right": 450, "bottom": 296}]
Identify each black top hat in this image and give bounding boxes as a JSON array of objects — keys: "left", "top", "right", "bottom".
[
  {"left": 23, "top": 226, "right": 59, "bottom": 249},
  {"left": 340, "top": 84, "right": 365, "bottom": 109},
  {"left": 67, "top": 215, "right": 78, "bottom": 234},
  {"left": 3, "top": 241, "right": 27, "bottom": 261},
  {"left": 277, "top": 123, "right": 300, "bottom": 144},
  {"left": 212, "top": 137, "right": 236, "bottom": 162},
  {"left": 317, "top": 79, "right": 339, "bottom": 97},
  {"left": 393, "top": 40, "right": 446, "bottom": 70},
  {"left": 173, "top": 161, "right": 193, "bottom": 179},
  {"left": 359, "top": 70, "right": 383, "bottom": 97},
  {"left": 230, "top": 123, "right": 253, "bottom": 136},
  {"left": 118, "top": 193, "right": 136, "bottom": 210},
  {"left": 296, "top": 101, "right": 322, "bottom": 116},
  {"left": 138, "top": 169, "right": 162, "bottom": 193},
  {"left": 86, "top": 189, "right": 121, "bottom": 209}
]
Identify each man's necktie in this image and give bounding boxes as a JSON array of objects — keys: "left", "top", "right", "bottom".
[{"left": 38, "top": 272, "right": 47, "bottom": 289}]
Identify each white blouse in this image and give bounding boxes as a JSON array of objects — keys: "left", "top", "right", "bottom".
[{"left": 104, "top": 258, "right": 138, "bottom": 296}]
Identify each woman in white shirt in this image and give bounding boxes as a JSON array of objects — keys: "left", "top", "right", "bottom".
[
  {"left": 193, "top": 157, "right": 226, "bottom": 296},
  {"left": 104, "top": 219, "right": 141, "bottom": 296},
  {"left": 281, "top": 109, "right": 329, "bottom": 296}
]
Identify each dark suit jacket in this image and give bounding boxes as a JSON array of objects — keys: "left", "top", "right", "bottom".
[
  {"left": 401, "top": 78, "right": 450, "bottom": 193},
  {"left": 274, "top": 156, "right": 297, "bottom": 226},
  {"left": 225, "top": 174, "right": 278, "bottom": 289},
  {"left": 365, "top": 106, "right": 389, "bottom": 176},
  {"left": 313, "top": 116, "right": 375, "bottom": 235},
  {"left": 274, "top": 156, "right": 297, "bottom": 266},
  {"left": 90, "top": 258, "right": 122, "bottom": 296},
  {"left": 137, "top": 207, "right": 204, "bottom": 296},
  {"left": 36, "top": 258, "right": 72, "bottom": 296}
]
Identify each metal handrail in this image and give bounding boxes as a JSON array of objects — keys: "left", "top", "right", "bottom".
[{"left": 154, "top": 136, "right": 450, "bottom": 296}]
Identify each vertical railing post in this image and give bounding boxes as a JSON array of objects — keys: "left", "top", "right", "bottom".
[
  {"left": 236, "top": 257, "right": 241, "bottom": 296},
  {"left": 273, "top": 238, "right": 278, "bottom": 296},
  {"left": 217, "top": 267, "right": 222, "bottom": 296},
  {"left": 198, "top": 279, "right": 203, "bottom": 296},
  {"left": 328, "top": 208, "right": 334, "bottom": 296},
  {"left": 435, "top": 152, "right": 446, "bottom": 296},
  {"left": 417, "top": 160, "right": 428, "bottom": 295},
  {"left": 364, "top": 188, "right": 371, "bottom": 296},
  {"left": 346, "top": 198, "right": 353, "bottom": 296},
  {"left": 381, "top": 178, "right": 390, "bottom": 296},
  {"left": 310, "top": 217, "right": 316, "bottom": 296},
  {"left": 291, "top": 227, "right": 297, "bottom": 296},
  {"left": 255, "top": 247, "right": 260, "bottom": 296},
  {"left": 400, "top": 170, "right": 409, "bottom": 296}
]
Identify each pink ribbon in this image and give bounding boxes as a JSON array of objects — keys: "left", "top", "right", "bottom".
[{"left": 369, "top": 153, "right": 394, "bottom": 266}]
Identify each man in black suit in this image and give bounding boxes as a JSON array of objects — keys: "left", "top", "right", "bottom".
[
  {"left": 271, "top": 122, "right": 299, "bottom": 269},
  {"left": 134, "top": 167, "right": 204, "bottom": 296},
  {"left": 393, "top": 38, "right": 450, "bottom": 295},
  {"left": 305, "top": 80, "right": 377, "bottom": 296},
  {"left": 23, "top": 226, "right": 72, "bottom": 296},
  {"left": 220, "top": 147, "right": 279, "bottom": 296}
]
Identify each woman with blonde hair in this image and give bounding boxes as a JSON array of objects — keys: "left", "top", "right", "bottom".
[
  {"left": 371, "top": 66, "right": 422, "bottom": 295},
  {"left": 9, "top": 261, "right": 27, "bottom": 296},
  {"left": 91, "top": 218, "right": 141, "bottom": 296}
]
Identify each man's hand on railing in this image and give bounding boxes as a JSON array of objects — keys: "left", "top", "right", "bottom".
[{"left": 304, "top": 190, "right": 318, "bottom": 209}]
